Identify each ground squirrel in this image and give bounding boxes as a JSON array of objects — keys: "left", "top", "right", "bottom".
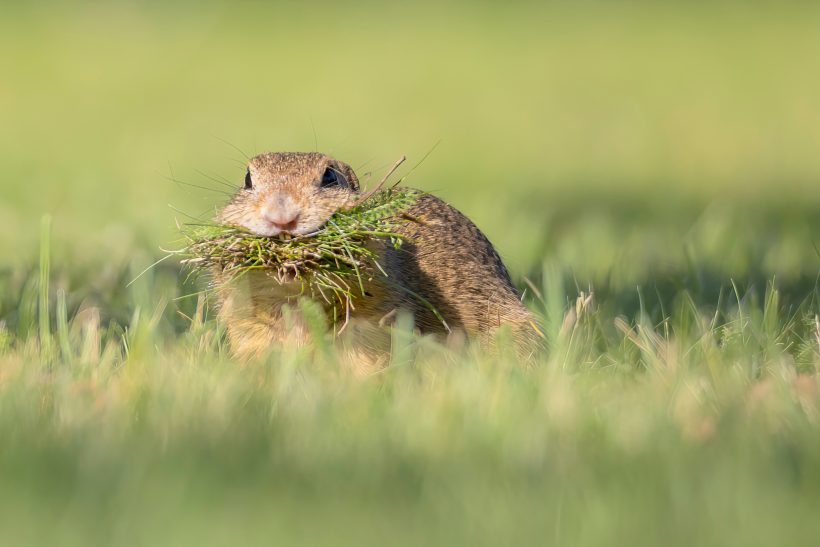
[{"left": 215, "top": 152, "right": 541, "bottom": 369}]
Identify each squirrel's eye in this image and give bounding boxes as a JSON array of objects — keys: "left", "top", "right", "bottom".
[
  {"left": 244, "top": 169, "right": 253, "bottom": 190},
  {"left": 320, "top": 167, "right": 346, "bottom": 188}
]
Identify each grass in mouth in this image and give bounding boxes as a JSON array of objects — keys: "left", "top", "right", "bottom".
[{"left": 177, "top": 187, "right": 423, "bottom": 311}]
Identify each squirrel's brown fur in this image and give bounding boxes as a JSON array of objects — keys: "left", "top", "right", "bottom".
[{"left": 214, "top": 152, "right": 541, "bottom": 370}]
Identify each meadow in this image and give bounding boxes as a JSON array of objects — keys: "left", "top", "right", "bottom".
[{"left": 1, "top": 2, "right": 819, "bottom": 545}]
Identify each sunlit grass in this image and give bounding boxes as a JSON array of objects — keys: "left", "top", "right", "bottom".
[{"left": 180, "top": 187, "right": 421, "bottom": 310}]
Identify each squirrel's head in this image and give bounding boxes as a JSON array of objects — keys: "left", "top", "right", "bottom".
[{"left": 218, "top": 152, "right": 360, "bottom": 236}]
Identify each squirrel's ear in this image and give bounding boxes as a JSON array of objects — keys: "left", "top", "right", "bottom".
[{"left": 340, "top": 163, "right": 360, "bottom": 191}]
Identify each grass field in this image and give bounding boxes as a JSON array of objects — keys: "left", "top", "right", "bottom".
[{"left": 1, "top": 2, "right": 820, "bottom": 546}]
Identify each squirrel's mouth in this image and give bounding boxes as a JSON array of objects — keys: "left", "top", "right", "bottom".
[
  {"left": 251, "top": 219, "right": 300, "bottom": 238},
  {"left": 245, "top": 217, "right": 324, "bottom": 238},
  {"left": 266, "top": 218, "right": 300, "bottom": 233}
]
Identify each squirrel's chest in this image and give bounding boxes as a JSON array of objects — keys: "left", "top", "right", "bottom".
[{"left": 216, "top": 270, "right": 306, "bottom": 319}]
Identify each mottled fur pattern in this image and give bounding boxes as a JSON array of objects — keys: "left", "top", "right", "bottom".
[{"left": 214, "top": 152, "right": 541, "bottom": 369}]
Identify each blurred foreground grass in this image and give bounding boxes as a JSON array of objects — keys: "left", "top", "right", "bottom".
[
  {"left": 1, "top": 252, "right": 818, "bottom": 546},
  {"left": 1, "top": 1, "right": 820, "bottom": 546}
]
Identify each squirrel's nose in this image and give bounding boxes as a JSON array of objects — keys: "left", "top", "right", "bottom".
[
  {"left": 261, "top": 194, "right": 301, "bottom": 231},
  {"left": 262, "top": 209, "right": 300, "bottom": 230}
]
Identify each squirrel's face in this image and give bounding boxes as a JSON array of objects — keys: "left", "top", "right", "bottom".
[{"left": 218, "top": 152, "right": 360, "bottom": 237}]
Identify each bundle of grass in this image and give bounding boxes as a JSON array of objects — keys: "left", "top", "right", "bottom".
[{"left": 179, "top": 187, "right": 422, "bottom": 307}]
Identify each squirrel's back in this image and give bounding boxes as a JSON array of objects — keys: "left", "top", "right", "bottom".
[{"left": 350, "top": 191, "right": 542, "bottom": 355}]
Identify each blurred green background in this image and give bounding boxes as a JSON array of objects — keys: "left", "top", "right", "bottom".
[
  {"left": 2, "top": 1, "right": 819, "bottom": 289},
  {"left": 2, "top": 3, "right": 820, "bottom": 546}
]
